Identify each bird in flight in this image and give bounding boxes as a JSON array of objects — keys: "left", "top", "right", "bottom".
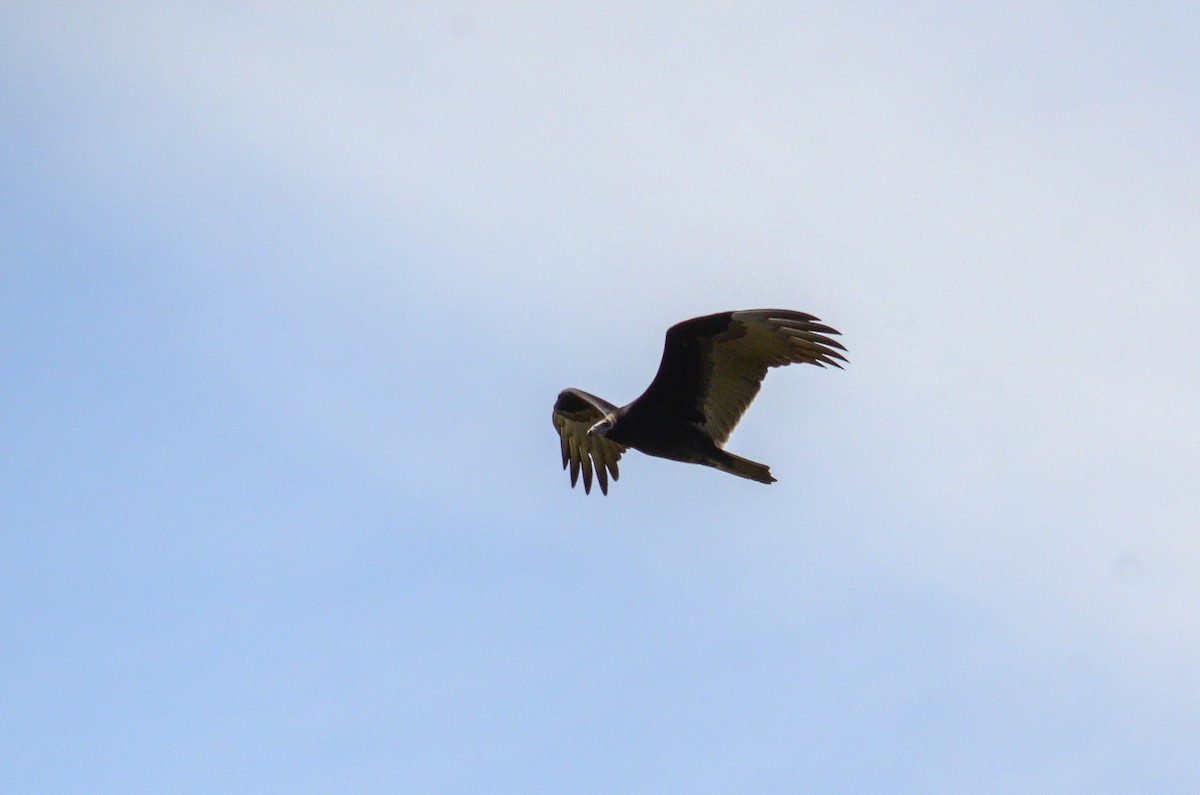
[{"left": 552, "top": 309, "right": 846, "bottom": 494}]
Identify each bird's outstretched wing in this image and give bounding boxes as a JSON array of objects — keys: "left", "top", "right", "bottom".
[
  {"left": 551, "top": 388, "right": 626, "bottom": 495},
  {"left": 632, "top": 309, "right": 847, "bottom": 446}
]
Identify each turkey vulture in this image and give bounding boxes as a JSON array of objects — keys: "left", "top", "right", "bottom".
[{"left": 552, "top": 309, "right": 846, "bottom": 494}]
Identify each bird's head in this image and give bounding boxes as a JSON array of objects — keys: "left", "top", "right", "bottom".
[{"left": 587, "top": 413, "right": 617, "bottom": 438}]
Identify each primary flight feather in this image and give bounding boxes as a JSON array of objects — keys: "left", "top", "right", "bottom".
[{"left": 551, "top": 309, "right": 846, "bottom": 494}]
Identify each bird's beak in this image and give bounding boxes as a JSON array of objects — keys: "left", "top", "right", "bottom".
[{"left": 587, "top": 417, "right": 613, "bottom": 438}]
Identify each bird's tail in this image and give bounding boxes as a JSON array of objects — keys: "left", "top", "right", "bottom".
[{"left": 711, "top": 451, "right": 776, "bottom": 484}]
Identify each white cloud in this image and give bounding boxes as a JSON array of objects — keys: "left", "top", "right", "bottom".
[{"left": 7, "top": 2, "right": 1200, "bottom": 789}]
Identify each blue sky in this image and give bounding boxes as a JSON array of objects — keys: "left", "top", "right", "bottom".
[{"left": 4, "top": 2, "right": 1199, "bottom": 792}]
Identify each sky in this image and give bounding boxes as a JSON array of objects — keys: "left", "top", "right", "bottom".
[{"left": 3, "top": 2, "right": 1199, "bottom": 792}]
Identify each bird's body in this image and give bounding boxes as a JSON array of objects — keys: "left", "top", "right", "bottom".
[{"left": 552, "top": 309, "right": 846, "bottom": 494}]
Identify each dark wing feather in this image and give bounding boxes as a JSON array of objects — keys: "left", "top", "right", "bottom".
[
  {"left": 631, "top": 309, "right": 846, "bottom": 446},
  {"left": 551, "top": 388, "right": 626, "bottom": 495}
]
